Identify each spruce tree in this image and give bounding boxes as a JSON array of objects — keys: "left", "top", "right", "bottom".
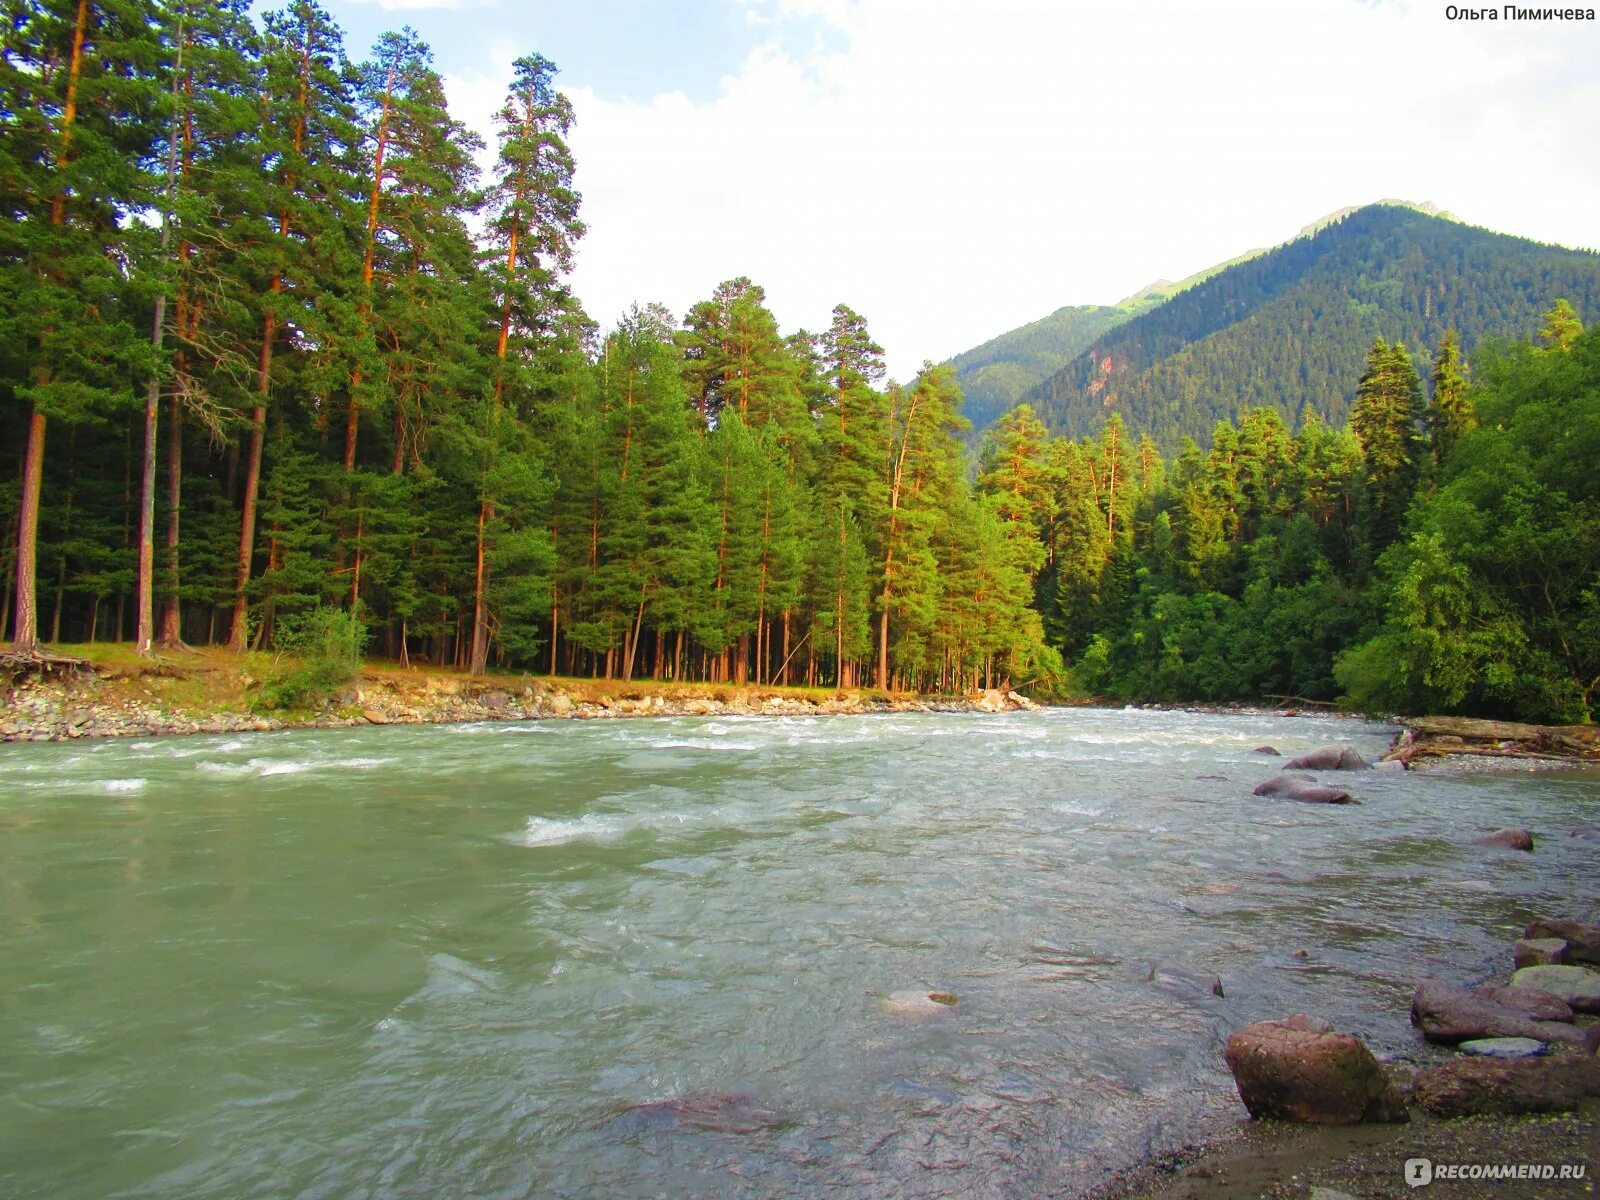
[
  {"left": 1423, "top": 330, "right": 1473, "bottom": 470},
  {"left": 1348, "top": 338, "right": 1423, "bottom": 551}
]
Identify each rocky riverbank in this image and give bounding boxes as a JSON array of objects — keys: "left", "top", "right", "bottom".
[{"left": 0, "top": 647, "right": 1041, "bottom": 742}]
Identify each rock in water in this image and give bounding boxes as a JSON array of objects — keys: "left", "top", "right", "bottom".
[
  {"left": 1514, "top": 938, "right": 1570, "bottom": 968},
  {"left": 619, "top": 1093, "right": 786, "bottom": 1134},
  {"left": 1251, "top": 746, "right": 1280, "bottom": 756},
  {"left": 1509, "top": 964, "right": 1600, "bottom": 1012},
  {"left": 880, "top": 990, "right": 958, "bottom": 1016},
  {"left": 1148, "top": 961, "right": 1225, "bottom": 997},
  {"left": 1524, "top": 918, "right": 1600, "bottom": 966},
  {"left": 1283, "top": 747, "right": 1368, "bottom": 770},
  {"left": 1410, "top": 982, "right": 1587, "bottom": 1046},
  {"left": 1458, "top": 1037, "right": 1547, "bottom": 1060},
  {"left": 1223, "top": 1014, "right": 1408, "bottom": 1124},
  {"left": 1472, "top": 828, "right": 1534, "bottom": 851},
  {"left": 1251, "top": 773, "right": 1356, "bottom": 804},
  {"left": 1413, "top": 1057, "right": 1600, "bottom": 1118},
  {"left": 1569, "top": 825, "right": 1600, "bottom": 843}
]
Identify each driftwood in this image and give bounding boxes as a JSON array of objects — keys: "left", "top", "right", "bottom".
[
  {"left": 0, "top": 648, "right": 92, "bottom": 683},
  {"left": 1388, "top": 716, "right": 1600, "bottom": 764}
]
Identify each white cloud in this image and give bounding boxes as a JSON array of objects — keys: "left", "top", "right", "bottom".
[
  {"left": 347, "top": 0, "right": 465, "bottom": 10},
  {"left": 471, "top": 0, "right": 1600, "bottom": 377}
]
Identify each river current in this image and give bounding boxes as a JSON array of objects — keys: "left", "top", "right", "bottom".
[{"left": 2, "top": 708, "right": 1596, "bottom": 1198}]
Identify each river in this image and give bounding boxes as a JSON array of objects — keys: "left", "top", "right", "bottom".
[{"left": 1, "top": 708, "right": 1595, "bottom": 1198}]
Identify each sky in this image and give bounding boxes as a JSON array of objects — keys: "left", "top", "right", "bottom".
[{"left": 318, "top": 0, "right": 1600, "bottom": 379}]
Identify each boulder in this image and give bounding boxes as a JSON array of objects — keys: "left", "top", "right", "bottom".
[
  {"left": 1147, "top": 961, "right": 1225, "bottom": 997},
  {"left": 1251, "top": 746, "right": 1280, "bottom": 756},
  {"left": 1514, "top": 938, "right": 1570, "bottom": 969},
  {"left": 545, "top": 693, "right": 574, "bottom": 716},
  {"left": 1252, "top": 772, "right": 1314, "bottom": 795},
  {"left": 1472, "top": 985, "right": 1573, "bottom": 1023},
  {"left": 361, "top": 708, "right": 388, "bottom": 725},
  {"left": 1410, "top": 982, "right": 1588, "bottom": 1046},
  {"left": 1472, "top": 828, "right": 1534, "bottom": 851},
  {"left": 1413, "top": 1056, "right": 1600, "bottom": 1118},
  {"left": 975, "top": 688, "right": 1007, "bottom": 713},
  {"left": 1223, "top": 1014, "right": 1408, "bottom": 1124},
  {"left": 1251, "top": 773, "right": 1356, "bottom": 804},
  {"left": 1524, "top": 919, "right": 1600, "bottom": 966},
  {"left": 1569, "top": 825, "right": 1600, "bottom": 843},
  {"left": 1458, "top": 1037, "right": 1547, "bottom": 1060},
  {"left": 1509, "top": 964, "right": 1600, "bottom": 1012},
  {"left": 1283, "top": 746, "right": 1368, "bottom": 771},
  {"left": 683, "top": 698, "right": 717, "bottom": 716},
  {"left": 479, "top": 690, "right": 510, "bottom": 713}
]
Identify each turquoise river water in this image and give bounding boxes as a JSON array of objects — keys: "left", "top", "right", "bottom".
[{"left": 1, "top": 708, "right": 1596, "bottom": 1198}]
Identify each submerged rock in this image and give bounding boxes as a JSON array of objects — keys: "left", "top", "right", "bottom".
[
  {"left": 1472, "top": 827, "right": 1534, "bottom": 851},
  {"left": 1147, "top": 961, "right": 1225, "bottom": 997},
  {"left": 1509, "top": 964, "right": 1600, "bottom": 1012},
  {"left": 618, "top": 1092, "right": 787, "bottom": 1134},
  {"left": 1413, "top": 1056, "right": 1600, "bottom": 1118},
  {"left": 1410, "top": 981, "right": 1587, "bottom": 1046},
  {"left": 879, "top": 989, "right": 958, "bottom": 1016},
  {"left": 1251, "top": 746, "right": 1280, "bottom": 756},
  {"left": 1223, "top": 1014, "right": 1408, "bottom": 1124},
  {"left": 1283, "top": 747, "right": 1368, "bottom": 771},
  {"left": 1569, "top": 825, "right": 1600, "bottom": 843}
]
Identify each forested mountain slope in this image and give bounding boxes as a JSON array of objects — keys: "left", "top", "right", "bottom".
[
  {"left": 950, "top": 305, "right": 1130, "bottom": 434},
  {"left": 1022, "top": 204, "right": 1600, "bottom": 451}
]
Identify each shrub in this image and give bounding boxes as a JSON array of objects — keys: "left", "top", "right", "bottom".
[{"left": 249, "top": 607, "right": 367, "bottom": 711}]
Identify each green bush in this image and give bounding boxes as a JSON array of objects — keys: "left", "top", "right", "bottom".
[{"left": 248, "top": 607, "right": 367, "bottom": 712}]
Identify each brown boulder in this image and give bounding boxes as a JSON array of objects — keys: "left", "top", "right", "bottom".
[
  {"left": 1223, "top": 1014, "right": 1408, "bottom": 1124},
  {"left": 1410, "top": 982, "right": 1587, "bottom": 1046},
  {"left": 1283, "top": 746, "right": 1368, "bottom": 770},
  {"left": 1514, "top": 938, "right": 1570, "bottom": 969},
  {"left": 1472, "top": 984, "right": 1573, "bottom": 1023},
  {"left": 1472, "top": 828, "right": 1534, "bottom": 851},
  {"left": 1413, "top": 1056, "right": 1600, "bottom": 1118},
  {"left": 1252, "top": 773, "right": 1357, "bottom": 804},
  {"left": 1525, "top": 919, "right": 1600, "bottom": 967}
]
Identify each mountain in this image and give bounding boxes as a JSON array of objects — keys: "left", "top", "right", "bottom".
[
  {"left": 1021, "top": 203, "right": 1600, "bottom": 451},
  {"left": 948, "top": 305, "right": 1131, "bottom": 433}
]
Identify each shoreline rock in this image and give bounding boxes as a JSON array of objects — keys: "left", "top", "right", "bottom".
[{"left": 1223, "top": 1015, "right": 1409, "bottom": 1125}]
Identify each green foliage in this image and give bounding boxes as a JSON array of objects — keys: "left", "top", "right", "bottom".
[{"left": 248, "top": 605, "right": 367, "bottom": 710}]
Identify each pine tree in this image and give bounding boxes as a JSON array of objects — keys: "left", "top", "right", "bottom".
[
  {"left": 1348, "top": 337, "right": 1423, "bottom": 551},
  {"left": 1423, "top": 330, "right": 1473, "bottom": 470},
  {"left": 2, "top": 0, "right": 161, "bottom": 651},
  {"left": 1538, "top": 298, "right": 1581, "bottom": 351},
  {"left": 470, "top": 51, "right": 584, "bottom": 675}
]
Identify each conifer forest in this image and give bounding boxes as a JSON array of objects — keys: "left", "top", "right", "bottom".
[{"left": 4, "top": 0, "right": 1598, "bottom": 722}]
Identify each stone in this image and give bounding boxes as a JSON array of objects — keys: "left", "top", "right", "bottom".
[
  {"left": 1252, "top": 773, "right": 1356, "bottom": 804},
  {"left": 975, "top": 688, "right": 1007, "bottom": 713},
  {"left": 1524, "top": 919, "right": 1600, "bottom": 966},
  {"left": 880, "top": 990, "right": 958, "bottom": 1016},
  {"left": 1413, "top": 1056, "right": 1600, "bottom": 1118},
  {"left": 479, "top": 690, "right": 510, "bottom": 712},
  {"left": 619, "top": 1092, "right": 786, "bottom": 1134},
  {"left": 683, "top": 698, "right": 717, "bottom": 715},
  {"left": 1472, "top": 827, "right": 1534, "bottom": 851},
  {"left": 1514, "top": 938, "right": 1570, "bottom": 969},
  {"left": 361, "top": 708, "right": 388, "bottom": 725},
  {"left": 1509, "top": 964, "right": 1600, "bottom": 1012},
  {"left": 1148, "top": 962, "right": 1224, "bottom": 997},
  {"left": 1372, "top": 759, "right": 1407, "bottom": 772},
  {"left": 1569, "top": 825, "right": 1600, "bottom": 843},
  {"left": 1251, "top": 746, "right": 1280, "bottom": 756},
  {"left": 1472, "top": 985, "right": 1573, "bottom": 1023},
  {"left": 1283, "top": 746, "right": 1368, "bottom": 770},
  {"left": 545, "top": 693, "right": 574, "bottom": 716},
  {"left": 1458, "top": 1037, "right": 1547, "bottom": 1060},
  {"left": 1223, "top": 1014, "right": 1408, "bottom": 1124},
  {"left": 1410, "top": 982, "right": 1587, "bottom": 1046},
  {"left": 1309, "top": 1189, "right": 1360, "bottom": 1200}
]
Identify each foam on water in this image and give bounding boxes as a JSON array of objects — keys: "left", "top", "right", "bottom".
[{"left": 516, "top": 813, "right": 629, "bottom": 847}]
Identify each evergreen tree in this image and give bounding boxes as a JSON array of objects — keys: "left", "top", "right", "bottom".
[
  {"left": 1423, "top": 330, "right": 1473, "bottom": 470},
  {"left": 1348, "top": 338, "right": 1423, "bottom": 551}
]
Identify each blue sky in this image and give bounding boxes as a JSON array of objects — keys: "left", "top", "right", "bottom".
[{"left": 300, "top": 0, "right": 1599, "bottom": 378}]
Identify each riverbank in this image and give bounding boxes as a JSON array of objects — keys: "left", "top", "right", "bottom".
[{"left": 0, "top": 643, "right": 1043, "bottom": 742}]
